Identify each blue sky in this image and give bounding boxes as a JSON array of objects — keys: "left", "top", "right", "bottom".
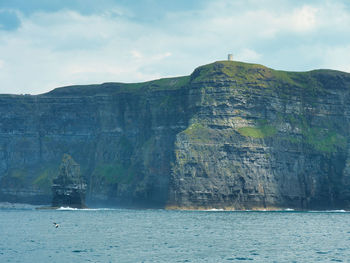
[{"left": 0, "top": 0, "right": 350, "bottom": 94}]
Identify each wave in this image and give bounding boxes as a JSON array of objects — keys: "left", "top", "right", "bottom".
[
  {"left": 284, "top": 208, "right": 295, "bottom": 211},
  {"left": 194, "top": 208, "right": 350, "bottom": 213},
  {"left": 307, "top": 210, "right": 348, "bottom": 213},
  {"left": 203, "top": 208, "right": 225, "bottom": 212},
  {"left": 56, "top": 207, "right": 117, "bottom": 211}
]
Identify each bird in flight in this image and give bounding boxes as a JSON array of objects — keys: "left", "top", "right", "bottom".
[{"left": 53, "top": 222, "right": 59, "bottom": 228}]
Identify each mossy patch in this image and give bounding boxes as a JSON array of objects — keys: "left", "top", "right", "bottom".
[
  {"left": 92, "top": 162, "right": 135, "bottom": 185},
  {"left": 237, "top": 122, "right": 277, "bottom": 139},
  {"left": 303, "top": 127, "right": 346, "bottom": 153},
  {"left": 280, "top": 113, "right": 346, "bottom": 153},
  {"left": 32, "top": 168, "right": 57, "bottom": 194},
  {"left": 183, "top": 123, "right": 212, "bottom": 142}
]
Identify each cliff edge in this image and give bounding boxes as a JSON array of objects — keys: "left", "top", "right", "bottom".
[{"left": 1, "top": 61, "right": 350, "bottom": 210}]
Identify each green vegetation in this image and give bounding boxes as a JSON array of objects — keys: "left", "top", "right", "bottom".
[
  {"left": 190, "top": 61, "right": 345, "bottom": 104},
  {"left": 238, "top": 125, "right": 277, "bottom": 139},
  {"left": 281, "top": 113, "right": 346, "bottom": 153},
  {"left": 287, "top": 137, "right": 302, "bottom": 144},
  {"left": 303, "top": 127, "right": 346, "bottom": 153},
  {"left": 121, "top": 76, "right": 190, "bottom": 93},
  {"left": 271, "top": 70, "right": 297, "bottom": 85},
  {"left": 191, "top": 61, "right": 273, "bottom": 87},
  {"left": 49, "top": 75, "right": 190, "bottom": 96},
  {"left": 183, "top": 123, "right": 206, "bottom": 136},
  {"left": 32, "top": 168, "right": 56, "bottom": 194},
  {"left": 233, "top": 113, "right": 346, "bottom": 153},
  {"left": 92, "top": 162, "right": 135, "bottom": 185},
  {"left": 183, "top": 122, "right": 212, "bottom": 142},
  {"left": 237, "top": 119, "right": 277, "bottom": 139}
]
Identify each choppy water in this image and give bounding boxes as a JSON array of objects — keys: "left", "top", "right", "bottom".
[{"left": 0, "top": 204, "right": 350, "bottom": 262}]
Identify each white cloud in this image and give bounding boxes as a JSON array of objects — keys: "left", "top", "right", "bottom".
[
  {"left": 0, "top": 0, "right": 350, "bottom": 94},
  {"left": 131, "top": 50, "right": 143, "bottom": 59},
  {"left": 153, "top": 52, "right": 172, "bottom": 60},
  {"left": 290, "top": 6, "right": 318, "bottom": 32},
  {"left": 236, "top": 48, "right": 262, "bottom": 62}
]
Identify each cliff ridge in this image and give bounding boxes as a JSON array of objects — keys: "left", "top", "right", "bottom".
[{"left": 1, "top": 61, "right": 350, "bottom": 210}]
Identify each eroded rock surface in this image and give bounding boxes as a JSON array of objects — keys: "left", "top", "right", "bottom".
[
  {"left": 52, "top": 154, "right": 86, "bottom": 208},
  {"left": 0, "top": 61, "right": 350, "bottom": 210}
]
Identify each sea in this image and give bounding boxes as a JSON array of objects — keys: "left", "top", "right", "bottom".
[{"left": 0, "top": 203, "right": 349, "bottom": 263}]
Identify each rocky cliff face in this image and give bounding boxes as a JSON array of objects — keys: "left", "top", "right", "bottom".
[
  {"left": 1, "top": 61, "right": 350, "bottom": 210},
  {"left": 0, "top": 77, "right": 190, "bottom": 207},
  {"left": 52, "top": 154, "right": 86, "bottom": 208}
]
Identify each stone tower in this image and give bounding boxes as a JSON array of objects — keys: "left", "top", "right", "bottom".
[{"left": 228, "top": 54, "right": 233, "bottom": 61}]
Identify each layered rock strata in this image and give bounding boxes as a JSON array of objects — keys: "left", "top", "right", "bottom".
[
  {"left": 51, "top": 154, "right": 86, "bottom": 208},
  {"left": 0, "top": 61, "right": 350, "bottom": 210}
]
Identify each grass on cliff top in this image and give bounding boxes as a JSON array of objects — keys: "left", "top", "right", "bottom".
[
  {"left": 46, "top": 75, "right": 190, "bottom": 96},
  {"left": 190, "top": 61, "right": 350, "bottom": 99},
  {"left": 190, "top": 61, "right": 273, "bottom": 85},
  {"left": 45, "top": 60, "right": 350, "bottom": 97},
  {"left": 121, "top": 75, "right": 190, "bottom": 93}
]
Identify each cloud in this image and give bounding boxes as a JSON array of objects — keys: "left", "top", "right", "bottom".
[
  {"left": 131, "top": 50, "right": 143, "bottom": 59},
  {"left": 0, "top": 0, "right": 350, "bottom": 94},
  {"left": 236, "top": 49, "right": 262, "bottom": 62},
  {"left": 290, "top": 5, "right": 318, "bottom": 32}
]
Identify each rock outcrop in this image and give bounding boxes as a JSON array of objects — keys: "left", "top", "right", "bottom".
[
  {"left": 0, "top": 61, "right": 350, "bottom": 210},
  {"left": 51, "top": 154, "right": 86, "bottom": 208}
]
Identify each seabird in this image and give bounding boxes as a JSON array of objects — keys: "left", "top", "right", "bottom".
[{"left": 53, "top": 222, "right": 59, "bottom": 228}]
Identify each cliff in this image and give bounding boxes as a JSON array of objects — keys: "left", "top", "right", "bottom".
[{"left": 1, "top": 61, "right": 350, "bottom": 210}]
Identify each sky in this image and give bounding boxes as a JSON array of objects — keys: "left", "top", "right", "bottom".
[{"left": 0, "top": 0, "right": 350, "bottom": 94}]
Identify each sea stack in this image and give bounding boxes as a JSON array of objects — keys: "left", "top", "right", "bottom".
[{"left": 51, "top": 154, "right": 87, "bottom": 208}]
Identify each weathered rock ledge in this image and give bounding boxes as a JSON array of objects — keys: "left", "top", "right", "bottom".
[
  {"left": 51, "top": 154, "right": 86, "bottom": 208},
  {"left": 0, "top": 61, "right": 350, "bottom": 210}
]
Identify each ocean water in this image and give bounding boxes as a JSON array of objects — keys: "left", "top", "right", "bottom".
[{"left": 0, "top": 205, "right": 350, "bottom": 262}]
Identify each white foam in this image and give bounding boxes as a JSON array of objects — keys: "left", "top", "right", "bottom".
[
  {"left": 308, "top": 210, "right": 348, "bottom": 213},
  {"left": 56, "top": 207, "right": 117, "bottom": 211},
  {"left": 57, "top": 207, "right": 79, "bottom": 210}
]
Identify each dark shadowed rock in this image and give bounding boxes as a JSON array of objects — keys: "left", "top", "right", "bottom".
[
  {"left": 1, "top": 61, "right": 350, "bottom": 210},
  {"left": 51, "top": 154, "right": 86, "bottom": 208}
]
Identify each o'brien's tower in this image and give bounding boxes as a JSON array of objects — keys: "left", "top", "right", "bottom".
[{"left": 228, "top": 54, "right": 233, "bottom": 61}]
